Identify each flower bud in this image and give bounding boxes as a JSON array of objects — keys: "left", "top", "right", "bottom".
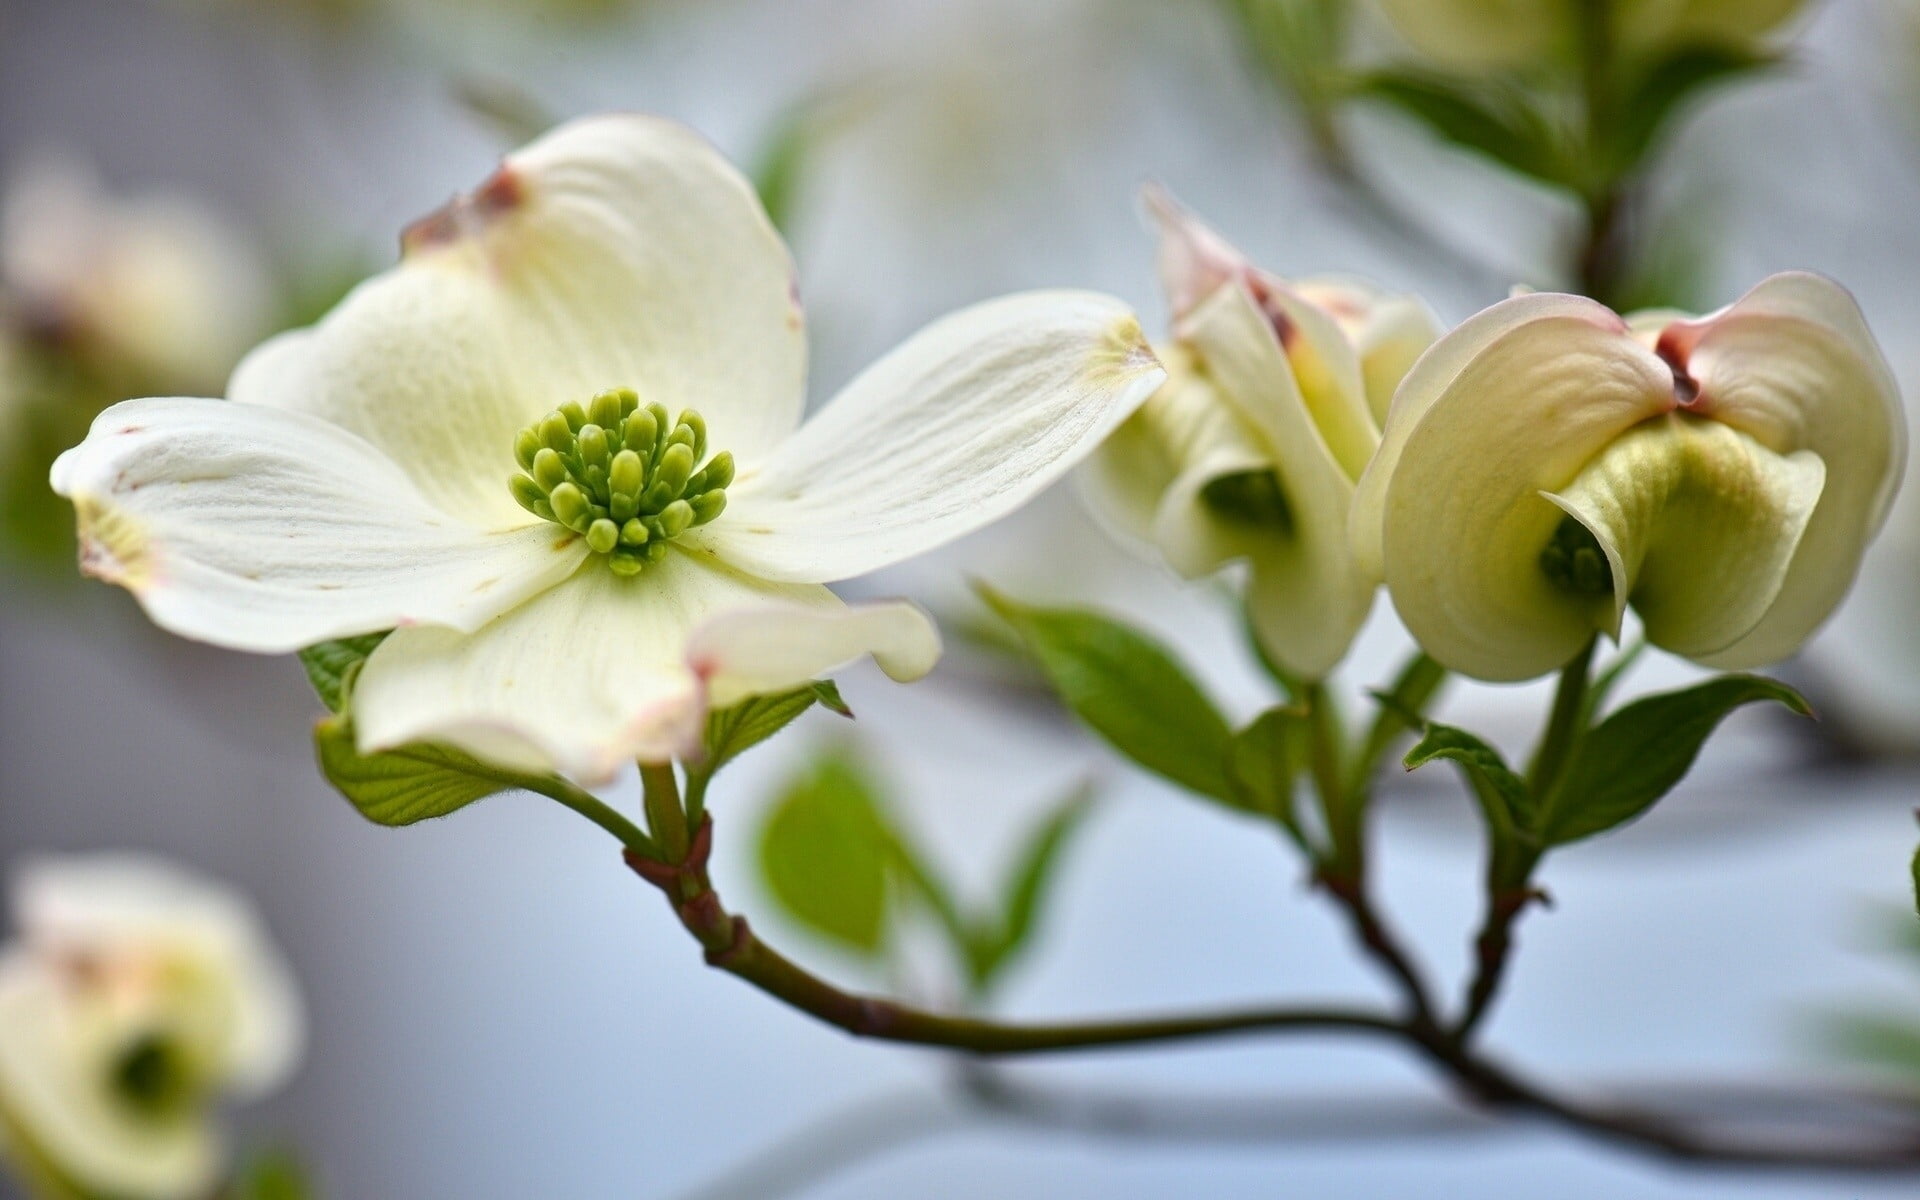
[
  {"left": 1351, "top": 272, "right": 1905, "bottom": 681},
  {"left": 1087, "top": 188, "right": 1438, "bottom": 680}
]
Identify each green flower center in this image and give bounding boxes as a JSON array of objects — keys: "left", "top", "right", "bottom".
[
  {"left": 1200, "top": 468, "right": 1294, "bottom": 534},
  {"left": 110, "top": 1031, "right": 201, "bottom": 1120},
  {"left": 509, "top": 388, "right": 732, "bottom": 576},
  {"left": 1539, "top": 515, "right": 1612, "bottom": 596}
]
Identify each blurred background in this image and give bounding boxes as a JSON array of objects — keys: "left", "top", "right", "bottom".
[{"left": 3, "top": 0, "right": 1920, "bottom": 1195}]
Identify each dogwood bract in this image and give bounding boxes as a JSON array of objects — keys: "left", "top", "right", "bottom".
[
  {"left": 51, "top": 115, "right": 1164, "bottom": 780},
  {"left": 0, "top": 855, "right": 302, "bottom": 1199},
  {"left": 1352, "top": 273, "right": 1906, "bottom": 682},
  {"left": 1088, "top": 190, "right": 1436, "bottom": 679}
]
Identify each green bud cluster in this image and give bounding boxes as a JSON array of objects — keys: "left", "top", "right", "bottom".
[
  {"left": 1200, "top": 468, "right": 1294, "bottom": 534},
  {"left": 1540, "top": 514, "right": 1612, "bottom": 597},
  {"left": 509, "top": 388, "right": 733, "bottom": 576}
]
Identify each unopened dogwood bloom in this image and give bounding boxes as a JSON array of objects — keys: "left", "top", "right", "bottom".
[
  {"left": 1352, "top": 272, "right": 1906, "bottom": 682},
  {"left": 0, "top": 855, "right": 302, "bottom": 1199},
  {"left": 1088, "top": 190, "right": 1437, "bottom": 678},
  {"left": 52, "top": 115, "right": 1163, "bottom": 780},
  {"left": 1376, "top": 0, "right": 1807, "bottom": 71},
  {"left": 1, "top": 156, "right": 269, "bottom": 394}
]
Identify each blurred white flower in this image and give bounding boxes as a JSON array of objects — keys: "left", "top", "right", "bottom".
[
  {"left": 52, "top": 114, "right": 1163, "bottom": 781},
  {"left": 1087, "top": 189, "right": 1436, "bottom": 679},
  {"left": 0, "top": 854, "right": 303, "bottom": 1200},
  {"left": 1, "top": 156, "right": 270, "bottom": 395}
]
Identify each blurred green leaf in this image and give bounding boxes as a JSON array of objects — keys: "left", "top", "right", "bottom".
[
  {"left": 1405, "top": 722, "right": 1534, "bottom": 833},
  {"left": 1226, "top": 705, "right": 1307, "bottom": 827},
  {"left": 978, "top": 584, "right": 1236, "bottom": 802},
  {"left": 1540, "top": 675, "right": 1811, "bottom": 846},
  {"left": 1613, "top": 45, "right": 1775, "bottom": 173},
  {"left": 758, "top": 748, "right": 894, "bottom": 954},
  {"left": 965, "top": 782, "right": 1097, "bottom": 988},
  {"left": 1354, "top": 70, "right": 1571, "bottom": 187},
  {"left": 298, "top": 633, "right": 390, "bottom": 714},
  {"left": 1910, "top": 840, "right": 1919, "bottom": 919},
  {"left": 233, "top": 1148, "right": 316, "bottom": 1200},
  {"left": 1823, "top": 1012, "right": 1920, "bottom": 1081}
]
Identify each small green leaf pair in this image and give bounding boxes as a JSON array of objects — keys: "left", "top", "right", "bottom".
[
  {"left": 757, "top": 744, "right": 1093, "bottom": 996},
  {"left": 1405, "top": 672, "right": 1812, "bottom": 852}
]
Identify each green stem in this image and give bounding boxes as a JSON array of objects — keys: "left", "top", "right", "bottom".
[
  {"left": 516, "top": 773, "right": 658, "bottom": 859},
  {"left": 1527, "top": 638, "right": 1597, "bottom": 797},
  {"left": 1573, "top": 0, "right": 1631, "bottom": 305},
  {"left": 640, "top": 762, "right": 690, "bottom": 863},
  {"left": 1302, "top": 682, "right": 1351, "bottom": 866},
  {"left": 1456, "top": 639, "right": 1598, "bottom": 1042}
]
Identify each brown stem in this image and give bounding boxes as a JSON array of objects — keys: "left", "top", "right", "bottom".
[
  {"left": 1314, "top": 869, "right": 1442, "bottom": 1031},
  {"left": 629, "top": 818, "right": 1920, "bottom": 1172},
  {"left": 626, "top": 820, "right": 1401, "bottom": 1055}
]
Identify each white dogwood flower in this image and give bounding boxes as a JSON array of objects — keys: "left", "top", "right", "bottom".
[
  {"left": 52, "top": 115, "right": 1164, "bottom": 780},
  {"left": 1352, "top": 273, "right": 1906, "bottom": 681},
  {"left": 0, "top": 855, "right": 302, "bottom": 1200},
  {"left": 1087, "top": 190, "right": 1436, "bottom": 679}
]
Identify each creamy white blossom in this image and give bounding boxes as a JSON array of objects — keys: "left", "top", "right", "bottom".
[
  {"left": 1352, "top": 273, "right": 1906, "bottom": 681},
  {"left": 1, "top": 156, "right": 269, "bottom": 394},
  {"left": 52, "top": 114, "right": 1164, "bottom": 780},
  {"left": 0, "top": 855, "right": 302, "bottom": 1199},
  {"left": 1087, "top": 190, "right": 1437, "bottom": 679}
]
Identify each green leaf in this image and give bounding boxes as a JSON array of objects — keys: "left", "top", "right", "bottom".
[
  {"left": 967, "top": 782, "right": 1097, "bottom": 988},
  {"left": 1226, "top": 706, "right": 1307, "bottom": 826},
  {"left": 703, "top": 681, "right": 851, "bottom": 775},
  {"left": 1613, "top": 45, "right": 1775, "bottom": 172},
  {"left": 1908, "top": 838, "right": 1918, "bottom": 920},
  {"left": 1353, "top": 70, "right": 1570, "bottom": 187},
  {"left": 978, "top": 584, "right": 1236, "bottom": 802},
  {"left": 233, "top": 1148, "right": 316, "bottom": 1200},
  {"left": 1540, "top": 674, "right": 1811, "bottom": 846},
  {"left": 757, "top": 748, "right": 894, "bottom": 954},
  {"left": 297, "top": 633, "right": 389, "bottom": 714},
  {"left": 1405, "top": 722, "right": 1534, "bottom": 832},
  {"left": 314, "top": 714, "right": 520, "bottom": 827}
]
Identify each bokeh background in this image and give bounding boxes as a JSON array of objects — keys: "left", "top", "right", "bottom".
[{"left": 3, "top": 0, "right": 1920, "bottom": 1195}]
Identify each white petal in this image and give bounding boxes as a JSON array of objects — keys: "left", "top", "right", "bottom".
[
  {"left": 50, "top": 398, "right": 586, "bottom": 653},
  {"left": 12, "top": 854, "right": 305, "bottom": 1099},
  {"left": 1544, "top": 415, "right": 1826, "bottom": 658},
  {"left": 1082, "top": 349, "right": 1246, "bottom": 553},
  {"left": 689, "top": 599, "right": 940, "bottom": 709},
  {"left": 697, "top": 291, "right": 1164, "bottom": 583},
  {"left": 352, "top": 551, "right": 937, "bottom": 780},
  {"left": 0, "top": 955, "right": 218, "bottom": 1199},
  {"left": 1661, "top": 272, "right": 1908, "bottom": 666},
  {"left": 1353, "top": 291, "right": 1631, "bottom": 585},
  {"left": 1178, "top": 284, "right": 1375, "bottom": 678},
  {"left": 1295, "top": 277, "right": 1443, "bottom": 426},
  {"left": 1370, "top": 308, "right": 1675, "bottom": 680},
  {"left": 231, "top": 114, "right": 804, "bottom": 527}
]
